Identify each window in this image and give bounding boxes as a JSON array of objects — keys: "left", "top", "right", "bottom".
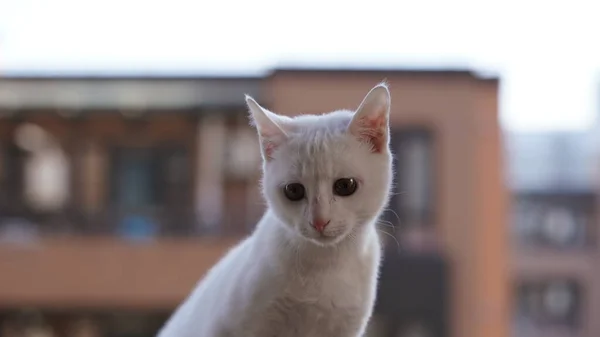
[
  {"left": 512, "top": 193, "right": 593, "bottom": 248},
  {"left": 0, "top": 142, "right": 26, "bottom": 215},
  {"left": 161, "top": 146, "right": 194, "bottom": 235},
  {"left": 388, "top": 128, "right": 434, "bottom": 228},
  {"left": 109, "top": 145, "right": 191, "bottom": 237},
  {"left": 541, "top": 208, "right": 579, "bottom": 246},
  {"left": 514, "top": 279, "right": 582, "bottom": 333},
  {"left": 111, "top": 147, "right": 160, "bottom": 210},
  {"left": 163, "top": 147, "right": 190, "bottom": 205}
]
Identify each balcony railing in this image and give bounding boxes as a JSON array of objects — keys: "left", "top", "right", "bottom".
[{"left": 0, "top": 207, "right": 250, "bottom": 243}]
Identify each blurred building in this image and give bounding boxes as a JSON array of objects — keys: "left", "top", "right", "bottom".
[
  {"left": 505, "top": 128, "right": 600, "bottom": 337},
  {"left": 0, "top": 69, "right": 508, "bottom": 337}
]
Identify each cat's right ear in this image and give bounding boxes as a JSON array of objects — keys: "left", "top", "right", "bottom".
[
  {"left": 347, "top": 83, "right": 391, "bottom": 153},
  {"left": 245, "top": 95, "right": 289, "bottom": 161}
]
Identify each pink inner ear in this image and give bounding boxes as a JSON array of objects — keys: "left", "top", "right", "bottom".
[
  {"left": 357, "top": 115, "right": 387, "bottom": 153},
  {"left": 259, "top": 123, "right": 289, "bottom": 161},
  {"left": 262, "top": 139, "right": 278, "bottom": 161}
]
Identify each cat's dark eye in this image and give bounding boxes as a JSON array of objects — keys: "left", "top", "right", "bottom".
[
  {"left": 333, "top": 178, "right": 358, "bottom": 197},
  {"left": 283, "top": 183, "right": 306, "bottom": 201}
]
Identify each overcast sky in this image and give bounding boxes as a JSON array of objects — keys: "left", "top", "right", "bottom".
[{"left": 1, "top": 0, "right": 598, "bottom": 132}]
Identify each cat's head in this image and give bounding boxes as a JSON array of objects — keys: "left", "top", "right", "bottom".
[{"left": 247, "top": 84, "right": 393, "bottom": 246}]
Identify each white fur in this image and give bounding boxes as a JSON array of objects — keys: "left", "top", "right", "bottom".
[{"left": 158, "top": 84, "right": 393, "bottom": 337}]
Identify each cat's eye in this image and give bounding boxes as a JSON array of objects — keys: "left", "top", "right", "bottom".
[
  {"left": 333, "top": 178, "right": 358, "bottom": 197},
  {"left": 283, "top": 183, "right": 306, "bottom": 201}
]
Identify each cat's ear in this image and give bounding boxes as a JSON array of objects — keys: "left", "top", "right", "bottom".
[
  {"left": 246, "top": 95, "right": 289, "bottom": 161},
  {"left": 347, "top": 83, "right": 391, "bottom": 153}
]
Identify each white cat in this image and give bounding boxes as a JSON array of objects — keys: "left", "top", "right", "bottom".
[{"left": 158, "top": 83, "right": 393, "bottom": 337}]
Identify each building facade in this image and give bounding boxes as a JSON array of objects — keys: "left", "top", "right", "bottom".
[
  {"left": 506, "top": 130, "right": 600, "bottom": 337},
  {"left": 0, "top": 69, "right": 509, "bottom": 337}
]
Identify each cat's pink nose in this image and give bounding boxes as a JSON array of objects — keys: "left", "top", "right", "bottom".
[{"left": 311, "top": 218, "right": 330, "bottom": 233}]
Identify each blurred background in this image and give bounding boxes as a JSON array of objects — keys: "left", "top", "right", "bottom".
[{"left": 0, "top": 1, "right": 598, "bottom": 337}]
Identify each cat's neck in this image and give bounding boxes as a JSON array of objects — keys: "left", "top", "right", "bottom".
[{"left": 253, "top": 210, "right": 378, "bottom": 269}]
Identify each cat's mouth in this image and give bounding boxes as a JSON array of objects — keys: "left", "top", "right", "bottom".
[{"left": 301, "top": 225, "right": 349, "bottom": 245}]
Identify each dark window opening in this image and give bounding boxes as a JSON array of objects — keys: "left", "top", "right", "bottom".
[
  {"left": 109, "top": 144, "right": 191, "bottom": 238},
  {"left": 387, "top": 128, "right": 435, "bottom": 229},
  {"left": 512, "top": 192, "right": 595, "bottom": 249},
  {"left": 514, "top": 279, "right": 583, "bottom": 332},
  {"left": 0, "top": 142, "right": 27, "bottom": 216}
]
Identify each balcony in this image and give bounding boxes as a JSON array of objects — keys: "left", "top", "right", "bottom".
[
  {"left": 0, "top": 236, "right": 242, "bottom": 309},
  {"left": 0, "top": 207, "right": 249, "bottom": 309},
  {"left": 0, "top": 206, "right": 253, "bottom": 238}
]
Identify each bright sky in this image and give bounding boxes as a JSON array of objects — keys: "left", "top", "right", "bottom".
[{"left": 1, "top": 0, "right": 599, "bottom": 132}]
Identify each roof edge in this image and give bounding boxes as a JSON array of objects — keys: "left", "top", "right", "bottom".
[
  {"left": 269, "top": 67, "right": 499, "bottom": 81},
  {"left": 0, "top": 67, "right": 499, "bottom": 82},
  {"left": 0, "top": 74, "right": 264, "bottom": 81}
]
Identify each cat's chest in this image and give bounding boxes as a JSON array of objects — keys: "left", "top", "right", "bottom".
[
  {"left": 285, "top": 261, "right": 371, "bottom": 302},
  {"left": 246, "top": 274, "right": 370, "bottom": 337},
  {"left": 252, "top": 293, "right": 366, "bottom": 337},
  {"left": 239, "top": 255, "right": 378, "bottom": 337},
  {"left": 271, "top": 239, "right": 381, "bottom": 306}
]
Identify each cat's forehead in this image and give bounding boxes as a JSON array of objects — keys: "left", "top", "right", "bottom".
[
  {"left": 287, "top": 110, "right": 355, "bottom": 156},
  {"left": 289, "top": 109, "right": 354, "bottom": 134},
  {"left": 275, "top": 111, "right": 362, "bottom": 179},
  {"left": 281, "top": 139, "right": 352, "bottom": 180}
]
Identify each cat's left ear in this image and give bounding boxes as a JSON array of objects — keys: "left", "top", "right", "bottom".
[
  {"left": 347, "top": 83, "right": 391, "bottom": 153},
  {"left": 246, "top": 95, "right": 289, "bottom": 161}
]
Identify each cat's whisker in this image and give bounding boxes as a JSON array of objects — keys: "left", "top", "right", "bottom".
[
  {"left": 376, "top": 219, "right": 394, "bottom": 228},
  {"left": 376, "top": 228, "right": 401, "bottom": 250},
  {"left": 376, "top": 222, "right": 396, "bottom": 236},
  {"left": 382, "top": 208, "right": 401, "bottom": 225},
  {"left": 388, "top": 191, "right": 404, "bottom": 197},
  {"left": 376, "top": 222, "right": 395, "bottom": 233}
]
